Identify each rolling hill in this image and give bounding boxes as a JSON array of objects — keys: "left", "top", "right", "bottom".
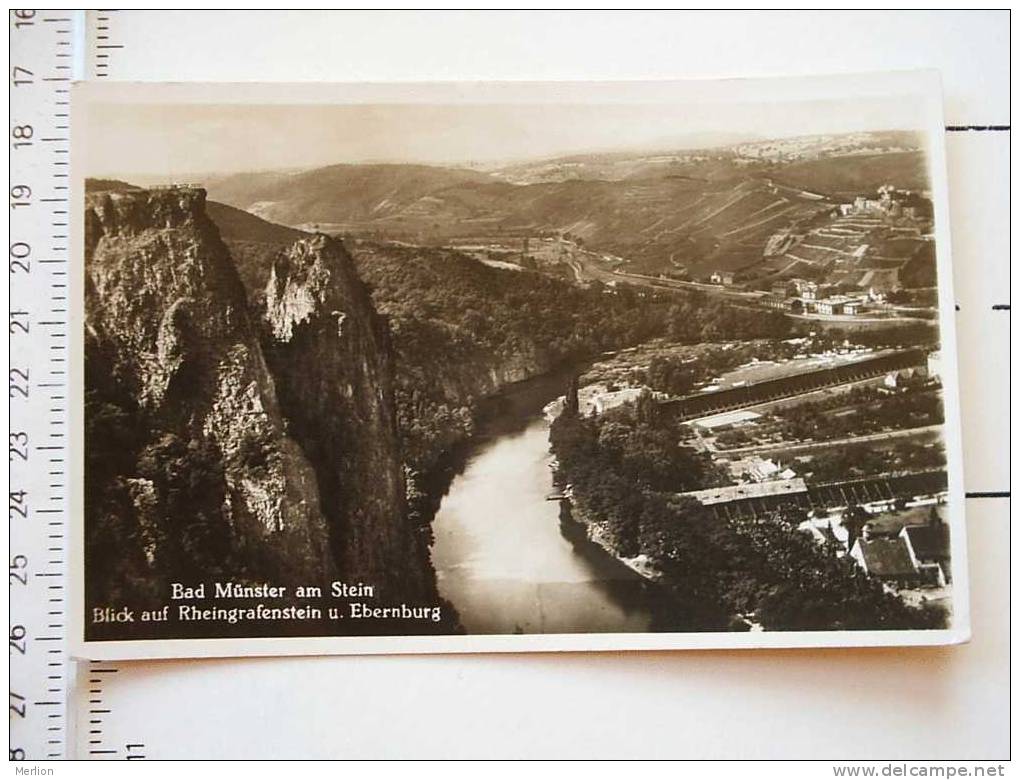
[
  {"left": 204, "top": 166, "right": 830, "bottom": 274},
  {"left": 201, "top": 131, "right": 930, "bottom": 280},
  {"left": 206, "top": 163, "right": 493, "bottom": 226},
  {"left": 205, "top": 200, "right": 309, "bottom": 245},
  {"left": 769, "top": 151, "right": 929, "bottom": 198}
]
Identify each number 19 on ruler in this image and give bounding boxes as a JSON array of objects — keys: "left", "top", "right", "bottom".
[{"left": 9, "top": 8, "right": 76, "bottom": 761}]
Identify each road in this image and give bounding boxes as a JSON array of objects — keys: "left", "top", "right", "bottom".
[{"left": 564, "top": 249, "right": 936, "bottom": 323}]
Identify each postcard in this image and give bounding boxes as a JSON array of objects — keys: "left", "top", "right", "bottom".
[{"left": 71, "top": 71, "right": 967, "bottom": 658}]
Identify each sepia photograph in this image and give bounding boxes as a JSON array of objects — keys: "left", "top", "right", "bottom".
[{"left": 71, "top": 73, "right": 967, "bottom": 658}]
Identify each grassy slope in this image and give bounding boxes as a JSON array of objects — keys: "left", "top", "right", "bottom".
[{"left": 769, "top": 151, "right": 929, "bottom": 198}]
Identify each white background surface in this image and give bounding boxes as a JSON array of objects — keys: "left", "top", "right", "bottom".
[{"left": 70, "top": 10, "right": 1010, "bottom": 759}]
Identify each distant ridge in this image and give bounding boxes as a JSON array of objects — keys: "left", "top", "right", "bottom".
[
  {"left": 84, "top": 178, "right": 141, "bottom": 193},
  {"left": 205, "top": 200, "right": 309, "bottom": 245},
  {"left": 115, "top": 130, "right": 928, "bottom": 280}
]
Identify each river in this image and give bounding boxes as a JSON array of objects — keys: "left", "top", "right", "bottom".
[{"left": 430, "top": 368, "right": 673, "bottom": 635}]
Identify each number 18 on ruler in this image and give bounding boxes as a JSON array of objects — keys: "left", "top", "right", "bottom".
[{"left": 9, "top": 8, "right": 77, "bottom": 761}]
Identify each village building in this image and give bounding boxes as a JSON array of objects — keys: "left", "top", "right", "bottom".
[
  {"left": 682, "top": 478, "right": 808, "bottom": 508},
  {"left": 881, "top": 366, "right": 923, "bottom": 391},
  {"left": 814, "top": 295, "right": 863, "bottom": 316},
  {"left": 763, "top": 293, "right": 791, "bottom": 311},
  {"left": 814, "top": 297, "right": 843, "bottom": 316},
  {"left": 591, "top": 387, "right": 645, "bottom": 415},
  {"left": 742, "top": 457, "right": 797, "bottom": 483},
  {"left": 771, "top": 281, "right": 792, "bottom": 297},
  {"left": 792, "top": 279, "right": 818, "bottom": 300},
  {"left": 901, "top": 519, "right": 952, "bottom": 585},
  {"left": 802, "top": 521, "right": 845, "bottom": 549},
  {"left": 746, "top": 458, "right": 780, "bottom": 482},
  {"left": 849, "top": 537, "right": 933, "bottom": 587},
  {"left": 850, "top": 509, "right": 951, "bottom": 588}
]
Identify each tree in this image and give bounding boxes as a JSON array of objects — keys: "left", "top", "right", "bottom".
[
  {"left": 634, "top": 389, "right": 659, "bottom": 427},
  {"left": 841, "top": 503, "right": 869, "bottom": 551},
  {"left": 777, "top": 505, "right": 808, "bottom": 527}
]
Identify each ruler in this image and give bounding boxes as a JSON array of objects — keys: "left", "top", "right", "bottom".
[
  {"left": 8, "top": 8, "right": 82, "bottom": 762},
  {"left": 9, "top": 10, "right": 141, "bottom": 760}
]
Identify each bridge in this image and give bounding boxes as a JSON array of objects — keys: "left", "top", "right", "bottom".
[{"left": 660, "top": 348, "right": 929, "bottom": 422}]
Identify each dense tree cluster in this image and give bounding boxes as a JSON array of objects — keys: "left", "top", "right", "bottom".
[
  {"left": 824, "top": 322, "right": 939, "bottom": 350},
  {"left": 661, "top": 294, "right": 793, "bottom": 344},
  {"left": 350, "top": 244, "right": 716, "bottom": 513},
  {"left": 549, "top": 405, "right": 946, "bottom": 632},
  {"left": 776, "top": 385, "right": 943, "bottom": 442},
  {"left": 352, "top": 241, "right": 798, "bottom": 497},
  {"left": 732, "top": 512, "right": 945, "bottom": 631},
  {"left": 354, "top": 243, "right": 677, "bottom": 366},
  {"left": 645, "top": 355, "right": 698, "bottom": 396},
  {"left": 806, "top": 440, "right": 946, "bottom": 483}
]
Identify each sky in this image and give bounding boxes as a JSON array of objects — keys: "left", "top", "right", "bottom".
[{"left": 82, "top": 89, "right": 930, "bottom": 179}]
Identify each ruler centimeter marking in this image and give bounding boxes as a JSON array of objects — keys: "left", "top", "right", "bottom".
[
  {"left": 78, "top": 12, "right": 134, "bottom": 758},
  {"left": 9, "top": 8, "right": 80, "bottom": 762},
  {"left": 92, "top": 10, "right": 122, "bottom": 78}
]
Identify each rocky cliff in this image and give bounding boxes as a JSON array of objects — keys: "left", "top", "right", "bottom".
[
  {"left": 84, "top": 187, "right": 439, "bottom": 637},
  {"left": 206, "top": 224, "right": 676, "bottom": 534},
  {"left": 260, "top": 234, "right": 433, "bottom": 598}
]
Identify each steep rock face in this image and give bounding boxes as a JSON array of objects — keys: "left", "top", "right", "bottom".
[
  {"left": 260, "top": 235, "right": 435, "bottom": 602},
  {"left": 85, "top": 188, "right": 333, "bottom": 607},
  {"left": 84, "top": 188, "right": 438, "bottom": 633}
]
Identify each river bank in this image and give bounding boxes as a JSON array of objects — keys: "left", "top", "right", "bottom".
[{"left": 427, "top": 363, "right": 714, "bottom": 635}]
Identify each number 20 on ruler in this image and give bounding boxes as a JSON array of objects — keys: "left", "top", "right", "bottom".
[{"left": 10, "top": 7, "right": 74, "bottom": 760}]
